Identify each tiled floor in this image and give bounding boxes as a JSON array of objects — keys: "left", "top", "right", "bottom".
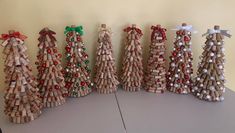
[{"left": 1, "top": 89, "right": 235, "bottom": 133}]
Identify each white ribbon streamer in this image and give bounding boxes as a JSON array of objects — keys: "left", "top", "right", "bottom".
[
  {"left": 202, "top": 29, "right": 231, "bottom": 38},
  {"left": 172, "top": 25, "right": 197, "bottom": 33}
]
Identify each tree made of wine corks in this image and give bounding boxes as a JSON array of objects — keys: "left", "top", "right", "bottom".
[
  {"left": 36, "top": 28, "right": 67, "bottom": 108},
  {"left": 167, "top": 23, "right": 194, "bottom": 94},
  {"left": 64, "top": 25, "right": 93, "bottom": 97},
  {"left": 192, "top": 25, "right": 231, "bottom": 102},
  {"left": 0, "top": 31, "right": 42, "bottom": 123},
  {"left": 94, "top": 24, "right": 119, "bottom": 94},
  {"left": 145, "top": 25, "right": 167, "bottom": 93},
  {"left": 121, "top": 24, "right": 143, "bottom": 92}
]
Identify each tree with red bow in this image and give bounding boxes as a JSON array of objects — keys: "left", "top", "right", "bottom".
[
  {"left": 36, "top": 27, "right": 67, "bottom": 108},
  {"left": 0, "top": 30, "right": 42, "bottom": 123},
  {"left": 192, "top": 25, "right": 231, "bottom": 101},
  {"left": 64, "top": 25, "right": 93, "bottom": 97},
  {"left": 121, "top": 24, "right": 143, "bottom": 91},
  {"left": 167, "top": 23, "right": 194, "bottom": 94},
  {"left": 94, "top": 24, "right": 119, "bottom": 94},
  {"left": 145, "top": 25, "right": 167, "bottom": 93}
]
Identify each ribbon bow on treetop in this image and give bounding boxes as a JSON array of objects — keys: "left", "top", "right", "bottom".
[
  {"left": 151, "top": 25, "right": 167, "bottom": 41},
  {"left": 0, "top": 31, "right": 27, "bottom": 41},
  {"left": 64, "top": 26, "right": 84, "bottom": 35},
  {"left": 124, "top": 26, "right": 143, "bottom": 36},
  {"left": 172, "top": 24, "right": 197, "bottom": 33},
  {"left": 39, "top": 28, "right": 56, "bottom": 41},
  {"left": 202, "top": 28, "right": 231, "bottom": 38}
]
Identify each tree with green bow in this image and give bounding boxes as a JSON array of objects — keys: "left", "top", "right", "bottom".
[{"left": 64, "top": 25, "right": 93, "bottom": 97}]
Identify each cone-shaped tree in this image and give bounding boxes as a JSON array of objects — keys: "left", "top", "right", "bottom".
[
  {"left": 145, "top": 25, "right": 167, "bottom": 93},
  {"left": 121, "top": 24, "right": 143, "bottom": 92},
  {"left": 192, "top": 25, "right": 231, "bottom": 101},
  {"left": 36, "top": 28, "right": 67, "bottom": 108},
  {"left": 94, "top": 24, "right": 119, "bottom": 94},
  {"left": 64, "top": 25, "right": 93, "bottom": 97},
  {"left": 1, "top": 30, "right": 42, "bottom": 123},
  {"left": 167, "top": 23, "right": 194, "bottom": 94}
]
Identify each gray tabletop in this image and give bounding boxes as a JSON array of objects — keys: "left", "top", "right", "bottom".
[{"left": 1, "top": 88, "right": 235, "bottom": 133}]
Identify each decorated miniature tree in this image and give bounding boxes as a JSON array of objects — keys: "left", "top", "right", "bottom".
[
  {"left": 121, "top": 24, "right": 143, "bottom": 92},
  {"left": 166, "top": 23, "right": 194, "bottom": 94},
  {"left": 0, "top": 30, "right": 42, "bottom": 123},
  {"left": 36, "top": 28, "right": 67, "bottom": 108},
  {"left": 145, "top": 25, "right": 167, "bottom": 93},
  {"left": 64, "top": 25, "right": 93, "bottom": 97},
  {"left": 94, "top": 24, "right": 119, "bottom": 94},
  {"left": 192, "top": 25, "right": 231, "bottom": 101}
]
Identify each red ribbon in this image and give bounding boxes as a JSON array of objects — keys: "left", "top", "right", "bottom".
[
  {"left": 0, "top": 31, "right": 27, "bottom": 40},
  {"left": 151, "top": 25, "right": 167, "bottom": 42},
  {"left": 124, "top": 26, "right": 143, "bottom": 36},
  {"left": 38, "top": 29, "right": 56, "bottom": 42}
]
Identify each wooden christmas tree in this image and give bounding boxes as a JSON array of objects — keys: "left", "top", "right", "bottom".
[
  {"left": 64, "top": 25, "right": 93, "bottom": 97},
  {"left": 167, "top": 23, "right": 194, "bottom": 94},
  {"left": 192, "top": 25, "right": 231, "bottom": 101},
  {"left": 121, "top": 24, "right": 143, "bottom": 92},
  {"left": 145, "top": 25, "right": 167, "bottom": 93},
  {"left": 36, "top": 28, "right": 67, "bottom": 108},
  {"left": 1, "top": 30, "right": 42, "bottom": 123},
  {"left": 94, "top": 24, "right": 119, "bottom": 94}
]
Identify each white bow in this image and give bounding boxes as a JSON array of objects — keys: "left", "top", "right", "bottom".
[
  {"left": 172, "top": 25, "right": 197, "bottom": 33},
  {"left": 202, "top": 29, "right": 231, "bottom": 38}
]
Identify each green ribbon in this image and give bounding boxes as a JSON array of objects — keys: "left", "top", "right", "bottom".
[{"left": 64, "top": 26, "right": 84, "bottom": 35}]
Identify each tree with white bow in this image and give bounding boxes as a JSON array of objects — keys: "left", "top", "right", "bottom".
[
  {"left": 0, "top": 30, "right": 42, "bottom": 123},
  {"left": 167, "top": 23, "right": 195, "bottom": 94},
  {"left": 121, "top": 24, "right": 143, "bottom": 92},
  {"left": 94, "top": 24, "right": 119, "bottom": 94},
  {"left": 192, "top": 25, "right": 231, "bottom": 102},
  {"left": 145, "top": 25, "right": 167, "bottom": 93}
]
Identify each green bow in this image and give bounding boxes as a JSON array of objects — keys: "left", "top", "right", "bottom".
[{"left": 64, "top": 26, "right": 84, "bottom": 35}]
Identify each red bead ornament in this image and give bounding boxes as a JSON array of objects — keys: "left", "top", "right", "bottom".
[
  {"left": 54, "top": 85, "right": 60, "bottom": 90},
  {"left": 54, "top": 61, "right": 58, "bottom": 65},
  {"left": 184, "top": 36, "right": 190, "bottom": 42},
  {"left": 47, "top": 49, "right": 51, "bottom": 54},
  {"left": 80, "top": 81, "right": 86, "bottom": 86},
  {"left": 65, "top": 46, "right": 71, "bottom": 52}
]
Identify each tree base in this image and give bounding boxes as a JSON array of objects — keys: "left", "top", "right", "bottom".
[
  {"left": 123, "top": 86, "right": 140, "bottom": 92},
  {"left": 192, "top": 89, "right": 224, "bottom": 102},
  {"left": 43, "top": 99, "right": 66, "bottom": 108},
  {"left": 9, "top": 111, "right": 42, "bottom": 124},
  {"left": 68, "top": 89, "right": 92, "bottom": 98},
  {"left": 168, "top": 87, "right": 190, "bottom": 94},
  {"left": 145, "top": 87, "right": 165, "bottom": 93}
]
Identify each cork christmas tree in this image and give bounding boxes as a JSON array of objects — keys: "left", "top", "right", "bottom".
[
  {"left": 94, "top": 24, "right": 119, "bottom": 94},
  {"left": 145, "top": 25, "right": 167, "bottom": 93},
  {"left": 36, "top": 28, "right": 67, "bottom": 108},
  {"left": 167, "top": 23, "right": 194, "bottom": 94},
  {"left": 1, "top": 30, "right": 42, "bottom": 123},
  {"left": 121, "top": 24, "right": 143, "bottom": 92},
  {"left": 64, "top": 25, "right": 93, "bottom": 97},
  {"left": 192, "top": 25, "right": 231, "bottom": 102}
]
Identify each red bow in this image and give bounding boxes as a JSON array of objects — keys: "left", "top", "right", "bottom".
[
  {"left": 151, "top": 25, "right": 167, "bottom": 41},
  {"left": 0, "top": 32, "right": 27, "bottom": 40},
  {"left": 38, "top": 29, "right": 56, "bottom": 42},
  {"left": 124, "top": 26, "right": 143, "bottom": 35}
]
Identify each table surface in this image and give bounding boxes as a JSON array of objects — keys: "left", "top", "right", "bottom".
[{"left": 1, "top": 88, "right": 235, "bottom": 133}]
